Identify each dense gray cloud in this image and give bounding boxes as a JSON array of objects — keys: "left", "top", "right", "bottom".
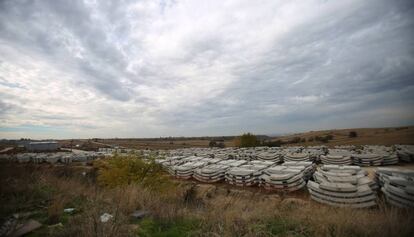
[{"left": 0, "top": 0, "right": 413, "bottom": 139}]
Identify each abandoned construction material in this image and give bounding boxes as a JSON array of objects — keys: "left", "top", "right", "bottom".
[
  {"left": 308, "top": 165, "right": 377, "bottom": 208},
  {"left": 376, "top": 168, "right": 414, "bottom": 208},
  {"left": 2, "top": 144, "right": 414, "bottom": 209}
]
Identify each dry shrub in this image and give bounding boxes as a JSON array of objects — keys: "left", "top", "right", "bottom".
[
  {"left": 94, "top": 154, "right": 171, "bottom": 191},
  {"left": 2, "top": 163, "right": 414, "bottom": 237},
  {"left": 47, "top": 195, "right": 68, "bottom": 224},
  {"left": 277, "top": 201, "right": 414, "bottom": 237}
]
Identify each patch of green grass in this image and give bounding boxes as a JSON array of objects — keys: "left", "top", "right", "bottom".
[{"left": 136, "top": 218, "right": 201, "bottom": 237}]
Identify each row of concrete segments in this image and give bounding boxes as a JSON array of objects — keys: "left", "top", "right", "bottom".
[
  {"left": 156, "top": 145, "right": 414, "bottom": 209},
  {"left": 160, "top": 144, "right": 414, "bottom": 166},
  {"left": 0, "top": 151, "right": 100, "bottom": 164},
  {"left": 376, "top": 168, "right": 414, "bottom": 208},
  {"left": 157, "top": 156, "right": 315, "bottom": 193}
]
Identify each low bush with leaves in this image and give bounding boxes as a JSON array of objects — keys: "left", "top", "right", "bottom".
[
  {"left": 95, "top": 154, "right": 171, "bottom": 191},
  {"left": 237, "top": 133, "right": 259, "bottom": 147}
]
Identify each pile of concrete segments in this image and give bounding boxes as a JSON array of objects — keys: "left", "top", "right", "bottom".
[
  {"left": 376, "top": 168, "right": 414, "bottom": 208},
  {"left": 319, "top": 146, "right": 399, "bottom": 166},
  {"left": 160, "top": 156, "right": 223, "bottom": 179},
  {"left": 307, "top": 165, "right": 377, "bottom": 208},
  {"left": 361, "top": 145, "right": 399, "bottom": 165},
  {"left": 0, "top": 152, "right": 98, "bottom": 164},
  {"left": 320, "top": 148, "right": 353, "bottom": 165},
  {"left": 256, "top": 152, "right": 283, "bottom": 163},
  {"left": 259, "top": 162, "right": 315, "bottom": 192},
  {"left": 284, "top": 152, "right": 313, "bottom": 162},
  {"left": 155, "top": 146, "right": 414, "bottom": 209},
  {"left": 395, "top": 145, "right": 414, "bottom": 162},
  {"left": 193, "top": 164, "right": 230, "bottom": 183},
  {"left": 225, "top": 163, "right": 270, "bottom": 186}
]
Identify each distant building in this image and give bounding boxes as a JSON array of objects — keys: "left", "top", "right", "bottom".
[{"left": 25, "top": 141, "right": 60, "bottom": 152}]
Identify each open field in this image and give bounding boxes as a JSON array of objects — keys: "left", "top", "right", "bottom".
[
  {"left": 276, "top": 126, "right": 414, "bottom": 147},
  {"left": 56, "top": 126, "right": 414, "bottom": 150},
  {"left": 1, "top": 161, "right": 413, "bottom": 237},
  {"left": 58, "top": 137, "right": 236, "bottom": 150}
]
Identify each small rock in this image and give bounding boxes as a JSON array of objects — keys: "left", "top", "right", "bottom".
[
  {"left": 130, "top": 210, "right": 149, "bottom": 219},
  {"left": 100, "top": 213, "right": 113, "bottom": 223},
  {"left": 63, "top": 208, "right": 75, "bottom": 214}
]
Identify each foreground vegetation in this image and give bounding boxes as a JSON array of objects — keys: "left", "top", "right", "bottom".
[{"left": 1, "top": 155, "right": 413, "bottom": 237}]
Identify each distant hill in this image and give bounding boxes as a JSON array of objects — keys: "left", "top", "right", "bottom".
[{"left": 270, "top": 126, "right": 414, "bottom": 147}]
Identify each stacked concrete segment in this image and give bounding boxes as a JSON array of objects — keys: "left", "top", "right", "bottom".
[
  {"left": 364, "top": 146, "right": 398, "bottom": 165},
  {"left": 308, "top": 165, "right": 377, "bottom": 208},
  {"left": 173, "top": 161, "right": 208, "bottom": 179},
  {"left": 352, "top": 154, "right": 383, "bottom": 166},
  {"left": 284, "top": 153, "right": 312, "bottom": 162},
  {"left": 283, "top": 161, "right": 316, "bottom": 181},
  {"left": 225, "top": 164, "right": 267, "bottom": 187},
  {"left": 320, "top": 155, "right": 353, "bottom": 165},
  {"left": 256, "top": 152, "right": 282, "bottom": 163},
  {"left": 376, "top": 168, "right": 414, "bottom": 208},
  {"left": 396, "top": 145, "right": 414, "bottom": 162},
  {"left": 259, "top": 166, "right": 306, "bottom": 192},
  {"left": 193, "top": 164, "right": 230, "bottom": 183}
]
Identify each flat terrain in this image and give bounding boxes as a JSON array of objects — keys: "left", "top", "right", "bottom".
[{"left": 57, "top": 126, "right": 414, "bottom": 150}]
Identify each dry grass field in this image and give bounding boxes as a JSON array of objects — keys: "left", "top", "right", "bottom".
[
  {"left": 275, "top": 126, "right": 414, "bottom": 147},
  {"left": 95, "top": 138, "right": 235, "bottom": 150},
  {"left": 1, "top": 160, "right": 414, "bottom": 237},
  {"left": 57, "top": 126, "right": 414, "bottom": 150}
]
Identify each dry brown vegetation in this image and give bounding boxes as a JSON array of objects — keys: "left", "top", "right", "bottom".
[
  {"left": 56, "top": 126, "right": 414, "bottom": 151},
  {"left": 274, "top": 126, "right": 414, "bottom": 147},
  {"left": 1, "top": 157, "right": 414, "bottom": 237}
]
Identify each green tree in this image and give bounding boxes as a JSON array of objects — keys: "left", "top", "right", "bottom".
[{"left": 239, "top": 133, "right": 258, "bottom": 147}]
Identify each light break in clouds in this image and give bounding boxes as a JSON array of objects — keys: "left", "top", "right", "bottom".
[{"left": 0, "top": 0, "right": 414, "bottom": 139}]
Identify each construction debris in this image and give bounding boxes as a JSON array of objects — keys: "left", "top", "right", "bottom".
[{"left": 100, "top": 213, "right": 113, "bottom": 223}]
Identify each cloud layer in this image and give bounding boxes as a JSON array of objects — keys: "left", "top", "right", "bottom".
[{"left": 1, "top": 0, "right": 414, "bottom": 139}]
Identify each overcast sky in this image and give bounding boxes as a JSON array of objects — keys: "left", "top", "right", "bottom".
[{"left": 0, "top": 0, "right": 414, "bottom": 139}]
